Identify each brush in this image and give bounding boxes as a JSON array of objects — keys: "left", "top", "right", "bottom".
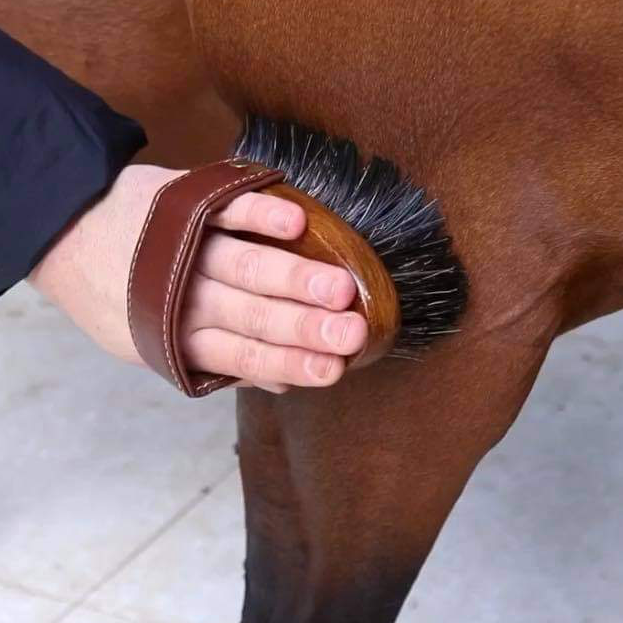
[{"left": 233, "top": 115, "right": 468, "bottom": 362}]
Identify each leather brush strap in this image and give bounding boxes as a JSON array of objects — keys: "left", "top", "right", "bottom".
[{"left": 127, "top": 159, "right": 285, "bottom": 397}]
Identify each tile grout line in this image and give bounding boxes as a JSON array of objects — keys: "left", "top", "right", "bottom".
[
  {"left": 55, "top": 605, "right": 132, "bottom": 623},
  {"left": 50, "top": 465, "right": 239, "bottom": 623},
  {"left": 0, "top": 577, "right": 68, "bottom": 606},
  {"left": 0, "top": 578, "right": 132, "bottom": 623}
]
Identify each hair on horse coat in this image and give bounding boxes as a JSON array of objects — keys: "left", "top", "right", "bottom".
[{"left": 234, "top": 115, "right": 468, "bottom": 359}]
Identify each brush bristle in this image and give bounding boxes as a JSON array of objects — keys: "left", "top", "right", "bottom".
[{"left": 234, "top": 115, "right": 468, "bottom": 359}]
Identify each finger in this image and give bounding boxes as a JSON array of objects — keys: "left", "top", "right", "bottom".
[
  {"left": 232, "top": 380, "right": 254, "bottom": 388},
  {"left": 232, "top": 379, "right": 291, "bottom": 394},
  {"left": 206, "top": 192, "right": 306, "bottom": 239},
  {"left": 197, "top": 232, "right": 357, "bottom": 311},
  {"left": 184, "top": 328, "right": 346, "bottom": 388},
  {"left": 184, "top": 277, "right": 368, "bottom": 356},
  {"left": 254, "top": 383, "right": 291, "bottom": 394}
]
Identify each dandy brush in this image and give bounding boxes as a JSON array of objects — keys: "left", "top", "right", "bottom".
[{"left": 232, "top": 115, "right": 468, "bottom": 367}]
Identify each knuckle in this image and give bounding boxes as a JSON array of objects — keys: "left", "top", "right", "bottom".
[
  {"left": 241, "top": 193, "right": 260, "bottom": 227},
  {"left": 195, "top": 279, "right": 221, "bottom": 322},
  {"left": 235, "top": 248, "right": 261, "bottom": 291},
  {"left": 287, "top": 260, "right": 309, "bottom": 294},
  {"left": 243, "top": 302, "right": 270, "bottom": 339},
  {"left": 294, "top": 310, "right": 316, "bottom": 344},
  {"left": 221, "top": 204, "right": 237, "bottom": 228},
  {"left": 197, "top": 276, "right": 217, "bottom": 302},
  {"left": 235, "top": 340, "right": 264, "bottom": 379},
  {"left": 222, "top": 194, "right": 256, "bottom": 229},
  {"left": 283, "top": 348, "right": 302, "bottom": 382}
]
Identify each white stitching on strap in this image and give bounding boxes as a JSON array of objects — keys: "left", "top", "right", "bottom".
[
  {"left": 195, "top": 377, "right": 225, "bottom": 393},
  {"left": 162, "top": 169, "right": 271, "bottom": 393},
  {"left": 127, "top": 169, "right": 196, "bottom": 389}
]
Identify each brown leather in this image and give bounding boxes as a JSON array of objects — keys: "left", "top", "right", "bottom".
[{"left": 127, "top": 159, "right": 285, "bottom": 397}]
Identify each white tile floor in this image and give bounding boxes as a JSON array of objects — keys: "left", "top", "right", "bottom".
[{"left": 1, "top": 283, "right": 622, "bottom": 622}]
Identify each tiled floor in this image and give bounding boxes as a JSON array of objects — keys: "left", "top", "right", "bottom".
[{"left": 1, "top": 283, "right": 622, "bottom": 622}]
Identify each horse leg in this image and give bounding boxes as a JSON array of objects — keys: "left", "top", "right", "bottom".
[{"left": 235, "top": 289, "right": 559, "bottom": 623}]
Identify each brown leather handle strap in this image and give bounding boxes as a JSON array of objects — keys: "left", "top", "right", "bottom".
[{"left": 127, "top": 159, "right": 285, "bottom": 397}]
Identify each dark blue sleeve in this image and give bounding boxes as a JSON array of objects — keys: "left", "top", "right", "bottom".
[{"left": 0, "top": 29, "right": 148, "bottom": 295}]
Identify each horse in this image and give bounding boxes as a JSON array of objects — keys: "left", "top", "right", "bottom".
[{"left": 4, "top": 1, "right": 623, "bottom": 621}]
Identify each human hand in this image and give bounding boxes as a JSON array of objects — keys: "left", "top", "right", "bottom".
[{"left": 28, "top": 164, "right": 368, "bottom": 394}]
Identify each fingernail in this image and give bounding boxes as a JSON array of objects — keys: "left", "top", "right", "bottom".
[
  {"left": 321, "top": 315, "right": 352, "bottom": 348},
  {"left": 309, "top": 274, "right": 335, "bottom": 304},
  {"left": 305, "top": 353, "right": 333, "bottom": 380},
  {"left": 268, "top": 208, "right": 292, "bottom": 233}
]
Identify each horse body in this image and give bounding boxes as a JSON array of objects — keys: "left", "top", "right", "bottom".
[
  {"left": 4, "top": 1, "right": 623, "bottom": 621},
  {"left": 190, "top": 3, "right": 623, "bottom": 620}
]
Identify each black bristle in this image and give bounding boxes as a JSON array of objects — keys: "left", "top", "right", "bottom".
[{"left": 234, "top": 115, "right": 468, "bottom": 359}]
